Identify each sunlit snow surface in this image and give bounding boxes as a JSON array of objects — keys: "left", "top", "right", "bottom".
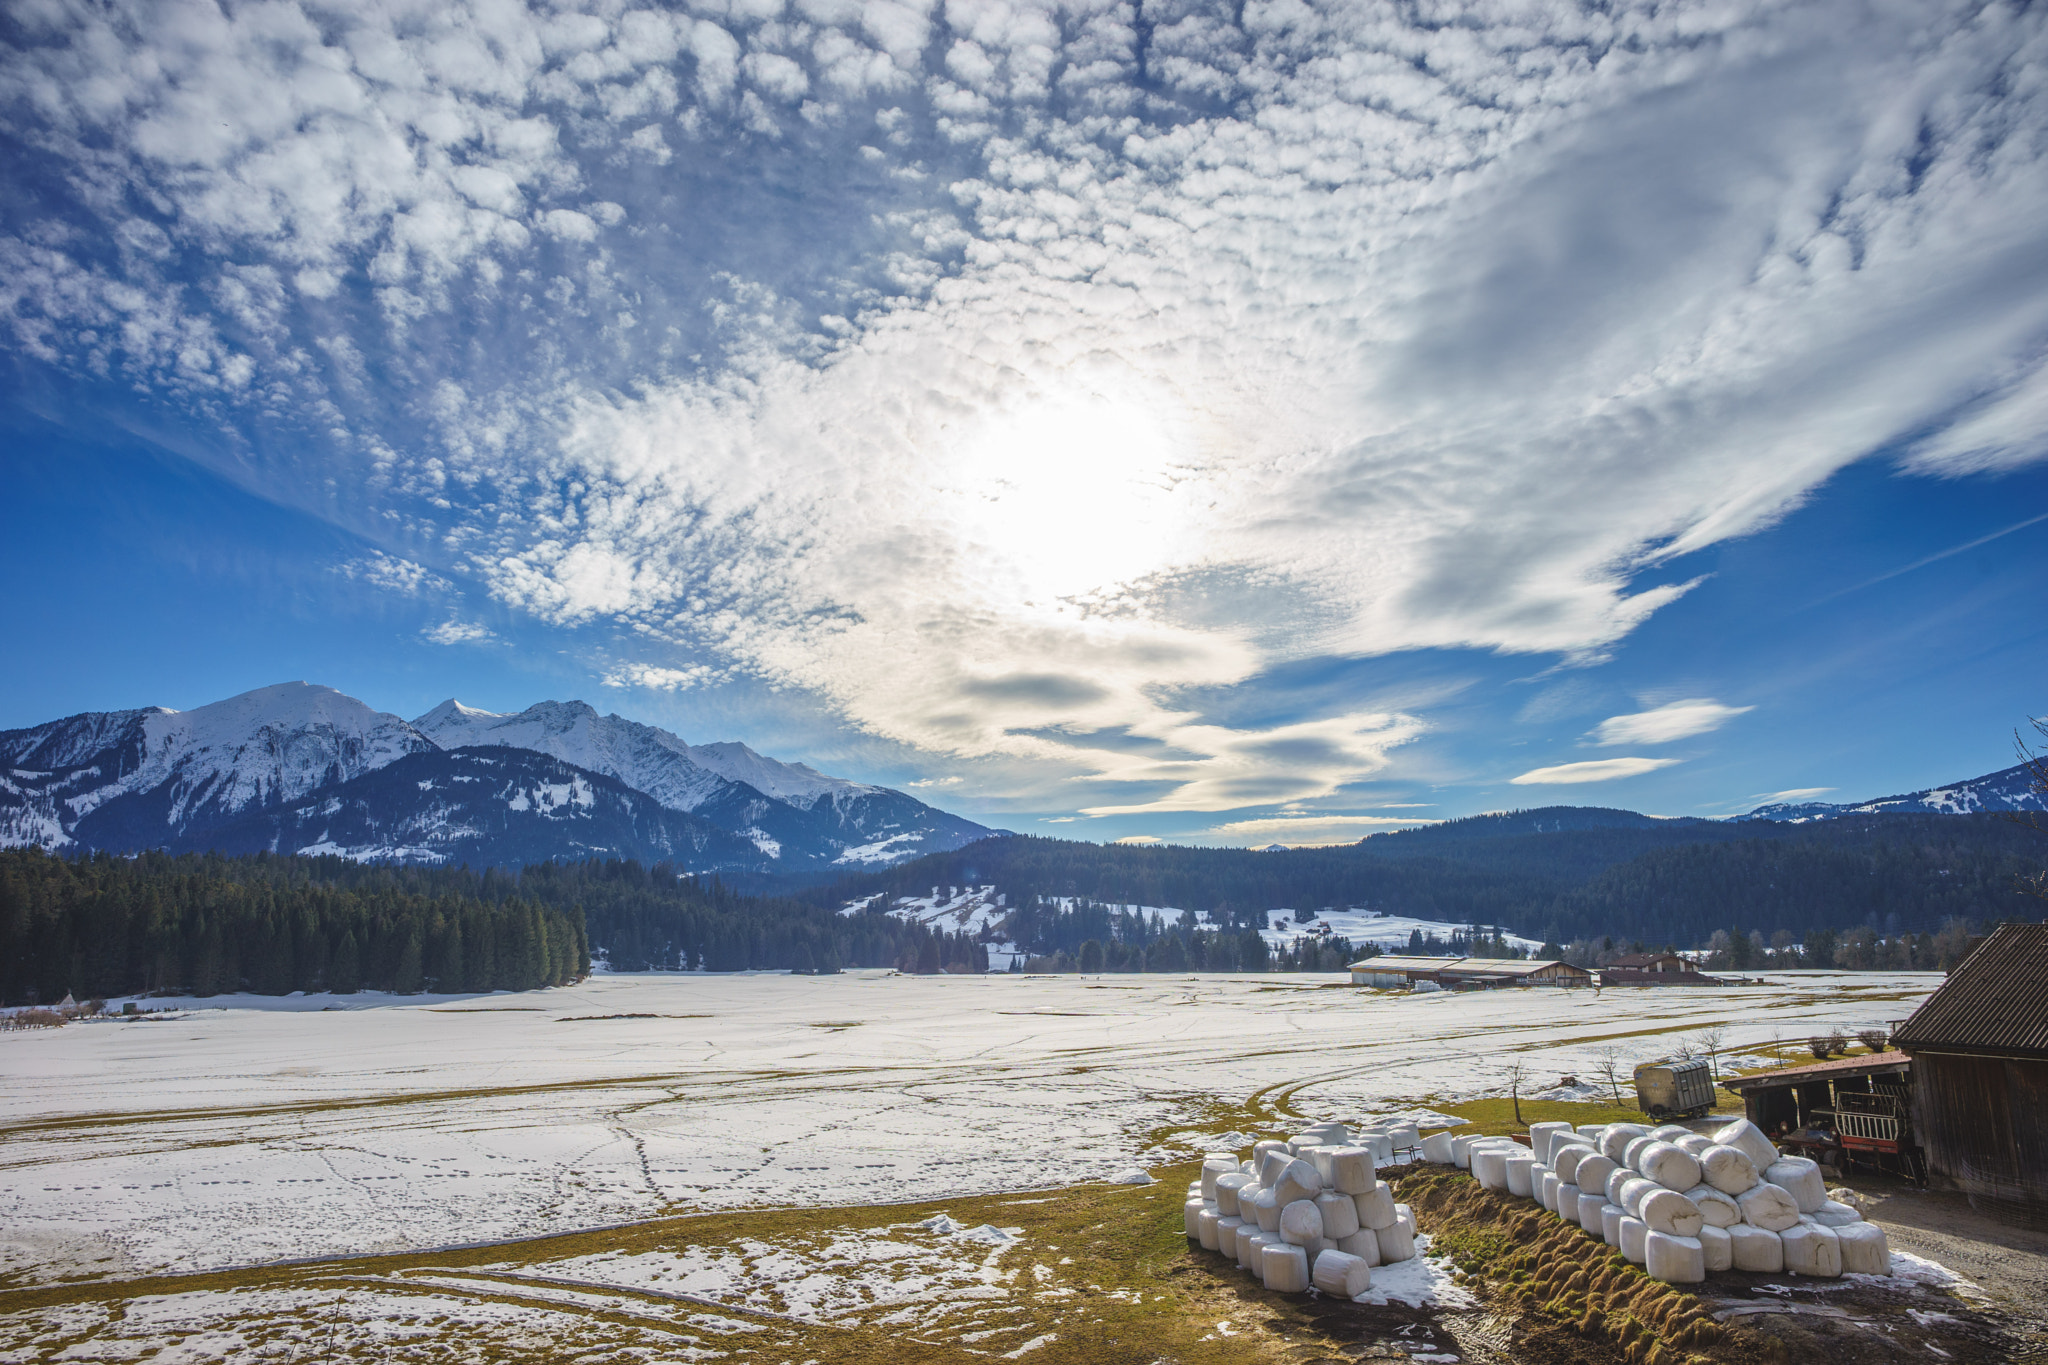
[{"left": 0, "top": 969, "right": 1933, "bottom": 1284}]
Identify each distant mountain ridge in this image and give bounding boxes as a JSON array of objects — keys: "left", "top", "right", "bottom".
[
  {"left": 0, "top": 682, "right": 996, "bottom": 870},
  {"left": 1744, "top": 761, "right": 2045, "bottom": 822}
]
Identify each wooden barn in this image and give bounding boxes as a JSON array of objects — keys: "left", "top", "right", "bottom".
[{"left": 1890, "top": 921, "right": 2048, "bottom": 1227}]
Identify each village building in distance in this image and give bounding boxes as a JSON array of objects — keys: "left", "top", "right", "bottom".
[{"left": 1346, "top": 956, "right": 1595, "bottom": 989}]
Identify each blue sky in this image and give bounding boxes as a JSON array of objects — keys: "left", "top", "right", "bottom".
[{"left": 2, "top": 0, "right": 2045, "bottom": 846}]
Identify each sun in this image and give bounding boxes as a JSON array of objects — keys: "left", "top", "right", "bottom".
[{"left": 942, "top": 390, "right": 1202, "bottom": 605}]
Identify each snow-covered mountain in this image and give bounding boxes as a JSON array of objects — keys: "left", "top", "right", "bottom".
[
  {"left": 1746, "top": 761, "right": 2045, "bottom": 822},
  {"left": 0, "top": 683, "right": 435, "bottom": 853},
  {"left": 410, "top": 698, "right": 994, "bottom": 867},
  {"left": 0, "top": 683, "right": 996, "bottom": 870},
  {"left": 201, "top": 746, "right": 768, "bottom": 871}
]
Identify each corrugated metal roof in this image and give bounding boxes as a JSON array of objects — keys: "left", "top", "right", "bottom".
[
  {"left": 1346, "top": 955, "right": 1465, "bottom": 971},
  {"left": 1721, "top": 1050, "right": 1912, "bottom": 1091},
  {"left": 1891, "top": 922, "right": 2048, "bottom": 1057}
]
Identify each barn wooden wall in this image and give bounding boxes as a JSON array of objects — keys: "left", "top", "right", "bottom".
[{"left": 1913, "top": 1052, "right": 2048, "bottom": 1226}]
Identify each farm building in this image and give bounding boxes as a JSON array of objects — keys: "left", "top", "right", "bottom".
[
  {"left": 1346, "top": 956, "right": 1593, "bottom": 989},
  {"left": 1720, "top": 1051, "right": 1916, "bottom": 1177},
  {"left": 1600, "top": 951, "right": 1723, "bottom": 987},
  {"left": 1890, "top": 921, "right": 2048, "bottom": 1226}
]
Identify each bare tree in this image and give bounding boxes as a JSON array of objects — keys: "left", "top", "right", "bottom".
[
  {"left": 1501, "top": 1056, "right": 1530, "bottom": 1126},
  {"left": 2013, "top": 717, "right": 2048, "bottom": 901},
  {"left": 1592, "top": 1045, "right": 1629, "bottom": 1106},
  {"left": 1694, "top": 1025, "right": 1729, "bottom": 1083}
]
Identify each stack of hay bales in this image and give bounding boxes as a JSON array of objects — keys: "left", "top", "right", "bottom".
[
  {"left": 1449, "top": 1116, "right": 1888, "bottom": 1284},
  {"left": 1184, "top": 1121, "right": 1423, "bottom": 1297}
]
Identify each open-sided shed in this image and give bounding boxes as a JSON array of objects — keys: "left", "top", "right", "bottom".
[{"left": 1891, "top": 922, "right": 2048, "bottom": 1226}]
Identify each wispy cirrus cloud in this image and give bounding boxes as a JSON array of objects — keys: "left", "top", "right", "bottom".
[
  {"left": 1590, "top": 699, "right": 1754, "bottom": 746},
  {"left": 1512, "top": 757, "right": 1683, "bottom": 786}
]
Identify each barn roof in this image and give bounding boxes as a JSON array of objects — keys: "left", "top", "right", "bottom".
[
  {"left": 1346, "top": 955, "right": 1465, "bottom": 971},
  {"left": 1720, "top": 1051, "right": 1912, "bottom": 1092},
  {"left": 1891, "top": 922, "right": 2048, "bottom": 1058}
]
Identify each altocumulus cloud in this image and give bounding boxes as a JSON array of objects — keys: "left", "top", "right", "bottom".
[
  {"left": 1512, "top": 758, "right": 1684, "bottom": 786},
  {"left": 3, "top": 0, "right": 2047, "bottom": 814},
  {"left": 1590, "top": 699, "right": 1754, "bottom": 746}
]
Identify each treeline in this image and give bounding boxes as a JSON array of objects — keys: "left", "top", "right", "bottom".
[
  {"left": 819, "top": 813, "right": 2043, "bottom": 951},
  {"left": 0, "top": 849, "right": 988, "bottom": 1004},
  {"left": 1, "top": 848, "right": 587, "bottom": 1005}
]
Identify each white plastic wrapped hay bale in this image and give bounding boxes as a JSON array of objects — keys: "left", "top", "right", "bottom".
[
  {"left": 1506, "top": 1152, "right": 1536, "bottom": 1198},
  {"left": 1257, "top": 1149, "right": 1296, "bottom": 1186},
  {"left": 1215, "top": 1172, "right": 1251, "bottom": 1218},
  {"left": 1781, "top": 1221, "right": 1842, "bottom": 1277},
  {"left": 1279, "top": 1199, "right": 1325, "bottom": 1247},
  {"left": 1184, "top": 1197, "right": 1205, "bottom": 1238},
  {"left": 1599, "top": 1203, "right": 1625, "bottom": 1246},
  {"left": 1328, "top": 1147, "right": 1377, "bottom": 1195},
  {"left": 1472, "top": 1145, "right": 1511, "bottom": 1191},
  {"left": 1305, "top": 1234, "right": 1338, "bottom": 1262},
  {"left": 1619, "top": 1176, "right": 1657, "bottom": 1219},
  {"left": 1274, "top": 1159, "right": 1323, "bottom": 1207},
  {"left": 1763, "top": 1157, "right": 1827, "bottom": 1213},
  {"left": 1236, "top": 1222, "right": 1264, "bottom": 1270},
  {"left": 1248, "top": 1187, "right": 1283, "bottom": 1232},
  {"left": 1649, "top": 1124, "right": 1693, "bottom": 1142},
  {"left": 1538, "top": 1170, "right": 1560, "bottom": 1212},
  {"left": 1600, "top": 1124, "right": 1649, "bottom": 1162},
  {"left": 1579, "top": 1192, "right": 1607, "bottom": 1235},
  {"left": 1602, "top": 1167, "right": 1631, "bottom": 1207},
  {"left": 1555, "top": 1183, "right": 1582, "bottom": 1221},
  {"left": 1202, "top": 1154, "right": 1239, "bottom": 1200},
  {"left": 1312, "top": 1248, "right": 1373, "bottom": 1298},
  {"left": 1645, "top": 1231, "right": 1706, "bottom": 1284},
  {"left": 1623, "top": 1135, "right": 1658, "bottom": 1171},
  {"left": 1530, "top": 1121, "right": 1574, "bottom": 1162},
  {"left": 1683, "top": 1185, "right": 1741, "bottom": 1228},
  {"left": 1316, "top": 1191, "right": 1361, "bottom": 1239},
  {"left": 1835, "top": 1220, "right": 1888, "bottom": 1274},
  {"left": 1729, "top": 1223, "right": 1783, "bottom": 1272},
  {"left": 1354, "top": 1180, "right": 1398, "bottom": 1230},
  {"left": 1639, "top": 1142, "right": 1703, "bottom": 1192},
  {"left": 1378, "top": 1209, "right": 1417, "bottom": 1262},
  {"left": 1699, "top": 1143, "right": 1759, "bottom": 1195},
  {"left": 1675, "top": 1133, "right": 1714, "bottom": 1157},
  {"left": 1553, "top": 1143, "right": 1596, "bottom": 1185},
  {"left": 1812, "top": 1199, "right": 1862, "bottom": 1227},
  {"left": 1217, "top": 1214, "right": 1246, "bottom": 1249},
  {"left": 1640, "top": 1188, "right": 1704, "bottom": 1237},
  {"left": 1358, "top": 1129, "right": 1395, "bottom": 1163},
  {"left": 1337, "top": 1226, "right": 1380, "bottom": 1264},
  {"left": 1713, "top": 1118, "right": 1779, "bottom": 1171},
  {"left": 1450, "top": 1135, "right": 1482, "bottom": 1169},
  {"left": 1261, "top": 1241, "right": 1311, "bottom": 1292},
  {"left": 1420, "top": 1131, "right": 1456, "bottom": 1164},
  {"left": 1736, "top": 1182, "right": 1801, "bottom": 1232},
  {"left": 1388, "top": 1123, "right": 1422, "bottom": 1155},
  {"left": 1618, "top": 1216, "right": 1648, "bottom": 1265},
  {"left": 1197, "top": 1207, "right": 1223, "bottom": 1250},
  {"left": 1575, "top": 1153, "right": 1618, "bottom": 1196},
  {"left": 1698, "top": 1224, "right": 1733, "bottom": 1273}
]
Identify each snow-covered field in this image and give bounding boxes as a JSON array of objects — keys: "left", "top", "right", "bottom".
[{"left": 0, "top": 969, "right": 1933, "bottom": 1285}]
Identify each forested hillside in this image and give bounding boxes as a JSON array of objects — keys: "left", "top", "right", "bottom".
[
  {"left": 0, "top": 850, "right": 984, "bottom": 1005},
  {"left": 817, "top": 812, "right": 2045, "bottom": 949}
]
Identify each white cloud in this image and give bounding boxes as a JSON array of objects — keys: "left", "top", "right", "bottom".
[
  {"left": 338, "top": 552, "right": 449, "bottom": 597},
  {"left": 1757, "top": 787, "right": 1835, "bottom": 802},
  {"left": 906, "top": 775, "right": 964, "bottom": 788},
  {"left": 422, "top": 620, "right": 492, "bottom": 644},
  {"left": 1511, "top": 758, "right": 1683, "bottom": 786},
  {"left": 1203, "top": 813, "right": 1439, "bottom": 846},
  {"left": 1590, "top": 699, "right": 1754, "bottom": 746},
  {"left": 601, "top": 663, "right": 716, "bottom": 690}
]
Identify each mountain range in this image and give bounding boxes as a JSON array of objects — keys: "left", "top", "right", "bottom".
[
  {"left": 1742, "top": 761, "right": 2044, "bottom": 822},
  {"left": 0, "top": 682, "right": 997, "bottom": 872}
]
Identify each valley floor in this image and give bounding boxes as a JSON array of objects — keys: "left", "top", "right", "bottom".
[{"left": 0, "top": 970, "right": 1958, "bottom": 1362}]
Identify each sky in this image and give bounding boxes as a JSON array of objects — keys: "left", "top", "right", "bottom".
[{"left": 2, "top": 0, "right": 2046, "bottom": 848}]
